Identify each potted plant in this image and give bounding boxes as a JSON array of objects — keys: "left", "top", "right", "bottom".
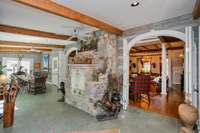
[{"left": 0, "top": 62, "right": 7, "bottom": 84}]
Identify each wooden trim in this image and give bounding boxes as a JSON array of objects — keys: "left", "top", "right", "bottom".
[
  {"left": 13, "top": 0, "right": 123, "bottom": 35},
  {"left": 141, "top": 46, "right": 150, "bottom": 50},
  {"left": 0, "top": 47, "right": 51, "bottom": 53},
  {"left": 130, "top": 46, "right": 184, "bottom": 54},
  {"left": 193, "top": 0, "right": 200, "bottom": 19},
  {"left": 0, "top": 24, "right": 75, "bottom": 40},
  {"left": 130, "top": 54, "right": 161, "bottom": 57},
  {"left": 135, "top": 40, "right": 161, "bottom": 46},
  {"left": 0, "top": 40, "right": 65, "bottom": 49}
]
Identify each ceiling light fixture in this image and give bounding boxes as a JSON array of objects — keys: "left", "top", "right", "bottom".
[{"left": 131, "top": 1, "right": 139, "bottom": 7}]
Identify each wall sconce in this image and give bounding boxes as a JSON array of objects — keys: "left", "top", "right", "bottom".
[
  {"left": 133, "top": 63, "right": 136, "bottom": 68},
  {"left": 152, "top": 63, "right": 156, "bottom": 68}
]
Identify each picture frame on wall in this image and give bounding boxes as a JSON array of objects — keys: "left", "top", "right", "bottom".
[
  {"left": 52, "top": 56, "right": 59, "bottom": 72},
  {"left": 43, "top": 54, "right": 49, "bottom": 71}
]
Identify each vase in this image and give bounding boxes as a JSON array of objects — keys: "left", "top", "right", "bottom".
[
  {"left": 178, "top": 103, "right": 198, "bottom": 131},
  {"left": 3, "top": 102, "right": 15, "bottom": 128}
]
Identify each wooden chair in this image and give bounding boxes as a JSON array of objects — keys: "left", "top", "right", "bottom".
[
  {"left": 30, "top": 77, "right": 45, "bottom": 95},
  {"left": 130, "top": 75, "right": 151, "bottom": 103}
]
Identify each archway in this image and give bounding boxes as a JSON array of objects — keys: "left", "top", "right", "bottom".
[
  {"left": 122, "top": 29, "right": 190, "bottom": 110},
  {"left": 65, "top": 47, "right": 78, "bottom": 63}
]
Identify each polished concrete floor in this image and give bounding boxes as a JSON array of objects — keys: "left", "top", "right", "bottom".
[{"left": 0, "top": 84, "right": 181, "bottom": 133}]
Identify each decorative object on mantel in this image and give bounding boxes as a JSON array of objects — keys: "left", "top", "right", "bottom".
[
  {"left": 94, "top": 73, "right": 122, "bottom": 121},
  {"left": 79, "top": 32, "right": 98, "bottom": 52},
  {"left": 70, "top": 51, "right": 96, "bottom": 64},
  {"left": 178, "top": 103, "right": 198, "bottom": 133}
]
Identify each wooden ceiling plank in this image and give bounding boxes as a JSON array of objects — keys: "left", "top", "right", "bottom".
[
  {"left": 0, "top": 40, "right": 65, "bottom": 49},
  {"left": 131, "top": 46, "right": 184, "bottom": 54},
  {"left": 13, "top": 0, "right": 123, "bottom": 35},
  {"left": 141, "top": 46, "right": 150, "bottom": 50},
  {"left": 193, "top": 0, "right": 200, "bottom": 19},
  {"left": 0, "top": 24, "right": 75, "bottom": 40}
]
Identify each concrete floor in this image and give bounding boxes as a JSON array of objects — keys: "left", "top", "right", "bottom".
[{"left": 0, "top": 84, "right": 181, "bottom": 133}]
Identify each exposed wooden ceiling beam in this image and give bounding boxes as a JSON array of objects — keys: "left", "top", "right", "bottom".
[
  {"left": 0, "top": 24, "right": 76, "bottom": 40},
  {"left": 141, "top": 46, "right": 150, "bottom": 50},
  {"left": 130, "top": 54, "right": 161, "bottom": 57},
  {"left": 130, "top": 46, "right": 184, "bottom": 54},
  {"left": 132, "top": 47, "right": 142, "bottom": 51},
  {"left": 133, "top": 41, "right": 183, "bottom": 51},
  {"left": 0, "top": 47, "right": 51, "bottom": 53},
  {"left": 13, "top": 0, "right": 123, "bottom": 35},
  {"left": 135, "top": 40, "right": 161, "bottom": 47},
  {"left": 193, "top": 0, "right": 200, "bottom": 19},
  {"left": 155, "top": 44, "right": 161, "bottom": 49},
  {"left": 0, "top": 40, "right": 65, "bottom": 49},
  {"left": 158, "top": 36, "right": 165, "bottom": 43}
]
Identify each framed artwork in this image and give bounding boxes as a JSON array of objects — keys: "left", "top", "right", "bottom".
[
  {"left": 43, "top": 54, "right": 49, "bottom": 71},
  {"left": 52, "top": 56, "right": 59, "bottom": 72}
]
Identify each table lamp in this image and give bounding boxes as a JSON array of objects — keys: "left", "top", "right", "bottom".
[{"left": 0, "top": 74, "right": 8, "bottom": 85}]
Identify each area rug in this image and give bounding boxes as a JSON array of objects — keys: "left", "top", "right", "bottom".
[{"left": 66, "top": 129, "right": 120, "bottom": 133}]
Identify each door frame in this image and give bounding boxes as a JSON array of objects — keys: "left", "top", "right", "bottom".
[{"left": 122, "top": 29, "right": 191, "bottom": 110}]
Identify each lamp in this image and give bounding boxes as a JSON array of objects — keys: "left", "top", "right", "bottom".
[{"left": 0, "top": 74, "right": 8, "bottom": 85}]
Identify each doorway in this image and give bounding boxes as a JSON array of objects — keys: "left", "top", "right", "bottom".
[
  {"left": 128, "top": 36, "right": 185, "bottom": 118},
  {"left": 2, "top": 57, "right": 33, "bottom": 79}
]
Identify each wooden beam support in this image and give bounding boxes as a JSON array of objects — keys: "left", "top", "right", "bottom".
[
  {"left": 135, "top": 40, "right": 161, "bottom": 47},
  {"left": 155, "top": 44, "right": 161, "bottom": 49},
  {"left": 193, "top": 0, "right": 200, "bottom": 19},
  {"left": 0, "top": 47, "right": 51, "bottom": 53},
  {"left": 0, "top": 24, "right": 75, "bottom": 40},
  {"left": 130, "top": 46, "right": 184, "bottom": 54},
  {"left": 0, "top": 40, "right": 65, "bottom": 49},
  {"left": 141, "top": 46, "right": 150, "bottom": 50},
  {"left": 13, "top": 0, "right": 123, "bottom": 35}
]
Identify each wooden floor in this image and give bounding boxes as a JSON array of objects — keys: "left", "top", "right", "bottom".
[{"left": 129, "top": 86, "right": 185, "bottom": 118}]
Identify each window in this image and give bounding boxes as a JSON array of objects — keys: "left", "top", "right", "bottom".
[
  {"left": 2, "top": 57, "right": 33, "bottom": 79},
  {"left": 143, "top": 62, "right": 151, "bottom": 73}
]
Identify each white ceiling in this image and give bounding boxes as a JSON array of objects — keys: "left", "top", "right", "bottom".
[
  {"left": 0, "top": 0, "right": 97, "bottom": 45},
  {"left": 0, "top": 32, "right": 75, "bottom": 45},
  {"left": 0, "top": 0, "right": 196, "bottom": 45},
  {"left": 55, "top": 0, "right": 196, "bottom": 30}
]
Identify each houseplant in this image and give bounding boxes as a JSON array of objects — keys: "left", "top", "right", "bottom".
[{"left": 0, "top": 62, "right": 7, "bottom": 84}]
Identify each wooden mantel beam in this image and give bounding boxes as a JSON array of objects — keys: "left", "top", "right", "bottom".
[
  {"left": 13, "top": 0, "right": 123, "bottom": 35},
  {"left": 0, "top": 40, "right": 65, "bottom": 49},
  {"left": 193, "top": 0, "right": 200, "bottom": 19},
  {"left": 0, "top": 24, "right": 74, "bottom": 40}
]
